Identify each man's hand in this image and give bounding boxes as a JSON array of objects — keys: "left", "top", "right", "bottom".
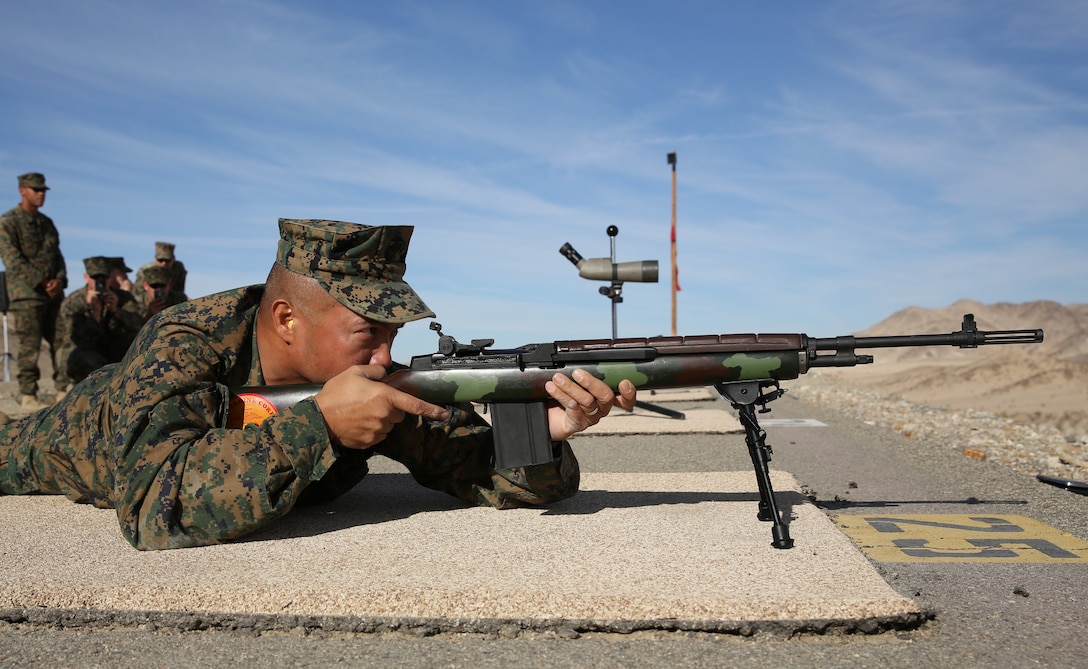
[
  {"left": 314, "top": 365, "right": 451, "bottom": 450},
  {"left": 101, "top": 289, "right": 119, "bottom": 315},
  {"left": 544, "top": 369, "right": 638, "bottom": 441},
  {"left": 42, "top": 277, "right": 63, "bottom": 300}
]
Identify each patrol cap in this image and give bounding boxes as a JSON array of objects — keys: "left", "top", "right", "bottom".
[
  {"left": 107, "top": 257, "right": 132, "bottom": 273},
  {"left": 18, "top": 173, "right": 49, "bottom": 190},
  {"left": 275, "top": 218, "right": 435, "bottom": 324},
  {"left": 154, "top": 241, "right": 175, "bottom": 261},
  {"left": 83, "top": 256, "right": 112, "bottom": 277},
  {"left": 142, "top": 264, "right": 172, "bottom": 286}
]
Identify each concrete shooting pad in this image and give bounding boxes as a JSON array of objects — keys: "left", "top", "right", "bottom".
[{"left": 0, "top": 469, "right": 922, "bottom": 635}]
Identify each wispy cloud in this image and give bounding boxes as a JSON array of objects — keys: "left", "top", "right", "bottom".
[{"left": 0, "top": 0, "right": 1083, "bottom": 358}]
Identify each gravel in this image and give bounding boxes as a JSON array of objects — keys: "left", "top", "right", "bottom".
[{"left": 788, "top": 375, "right": 1088, "bottom": 486}]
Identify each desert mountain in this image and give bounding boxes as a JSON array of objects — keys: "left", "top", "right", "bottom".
[
  {"left": 815, "top": 300, "right": 1088, "bottom": 441},
  {"left": 854, "top": 299, "right": 1088, "bottom": 363}
]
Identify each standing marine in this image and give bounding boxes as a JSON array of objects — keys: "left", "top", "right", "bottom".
[{"left": 0, "top": 173, "right": 68, "bottom": 409}]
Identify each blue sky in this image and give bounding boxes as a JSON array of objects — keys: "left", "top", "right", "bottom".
[{"left": 2, "top": 0, "right": 1085, "bottom": 358}]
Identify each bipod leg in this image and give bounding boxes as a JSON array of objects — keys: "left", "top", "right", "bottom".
[
  {"left": 715, "top": 381, "right": 794, "bottom": 550},
  {"left": 634, "top": 399, "right": 686, "bottom": 419}
]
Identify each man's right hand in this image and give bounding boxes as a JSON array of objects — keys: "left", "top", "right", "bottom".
[{"left": 314, "top": 365, "right": 450, "bottom": 450}]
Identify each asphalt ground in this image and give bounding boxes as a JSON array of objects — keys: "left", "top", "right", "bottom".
[{"left": 2, "top": 391, "right": 1087, "bottom": 668}]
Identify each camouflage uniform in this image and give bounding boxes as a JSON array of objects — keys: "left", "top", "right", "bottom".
[
  {"left": 132, "top": 263, "right": 187, "bottom": 319},
  {"left": 135, "top": 241, "right": 187, "bottom": 295},
  {"left": 0, "top": 174, "right": 68, "bottom": 396},
  {"left": 0, "top": 220, "right": 579, "bottom": 550},
  {"left": 55, "top": 257, "right": 146, "bottom": 384}
]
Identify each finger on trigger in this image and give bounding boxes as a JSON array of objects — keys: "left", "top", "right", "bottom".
[{"left": 393, "top": 391, "right": 450, "bottom": 421}]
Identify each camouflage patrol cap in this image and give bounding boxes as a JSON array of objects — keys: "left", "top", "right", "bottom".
[
  {"left": 107, "top": 257, "right": 133, "bottom": 273},
  {"left": 17, "top": 173, "right": 49, "bottom": 190},
  {"left": 276, "top": 218, "right": 435, "bottom": 324},
  {"left": 83, "top": 256, "right": 112, "bottom": 278},
  {"left": 142, "top": 264, "right": 172, "bottom": 286},
  {"left": 154, "top": 241, "right": 175, "bottom": 261}
]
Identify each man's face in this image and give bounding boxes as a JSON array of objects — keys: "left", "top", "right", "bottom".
[
  {"left": 144, "top": 279, "right": 171, "bottom": 299},
  {"left": 293, "top": 298, "right": 401, "bottom": 384},
  {"left": 19, "top": 186, "right": 46, "bottom": 209},
  {"left": 156, "top": 258, "right": 174, "bottom": 269}
]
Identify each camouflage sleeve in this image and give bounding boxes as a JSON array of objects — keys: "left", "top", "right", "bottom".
[
  {"left": 110, "top": 329, "right": 342, "bottom": 550},
  {"left": 54, "top": 295, "right": 78, "bottom": 360},
  {"left": 0, "top": 211, "right": 66, "bottom": 296},
  {"left": 372, "top": 405, "right": 580, "bottom": 509},
  {"left": 0, "top": 213, "right": 44, "bottom": 294}
]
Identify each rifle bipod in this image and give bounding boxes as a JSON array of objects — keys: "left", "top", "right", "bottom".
[{"left": 714, "top": 380, "right": 794, "bottom": 549}]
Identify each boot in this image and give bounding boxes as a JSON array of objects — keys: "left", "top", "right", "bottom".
[{"left": 19, "top": 394, "right": 48, "bottom": 411}]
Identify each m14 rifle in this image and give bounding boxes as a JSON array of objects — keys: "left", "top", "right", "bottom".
[{"left": 229, "top": 314, "right": 1043, "bottom": 550}]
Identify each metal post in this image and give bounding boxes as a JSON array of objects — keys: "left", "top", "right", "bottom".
[
  {"left": 608, "top": 228, "right": 619, "bottom": 339},
  {"left": 668, "top": 151, "right": 678, "bottom": 336}
]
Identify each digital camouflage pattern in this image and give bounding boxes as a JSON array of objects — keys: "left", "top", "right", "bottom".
[
  {"left": 154, "top": 241, "right": 175, "bottom": 261},
  {"left": 0, "top": 199, "right": 68, "bottom": 395},
  {"left": 55, "top": 284, "right": 146, "bottom": 384},
  {"left": 83, "top": 256, "right": 114, "bottom": 278},
  {"left": 132, "top": 263, "right": 188, "bottom": 318},
  {"left": 0, "top": 203, "right": 66, "bottom": 302},
  {"left": 135, "top": 240, "right": 188, "bottom": 294},
  {"left": 0, "top": 285, "right": 579, "bottom": 550},
  {"left": 17, "top": 173, "right": 49, "bottom": 190},
  {"left": 276, "top": 218, "right": 435, "bottom": 324}
]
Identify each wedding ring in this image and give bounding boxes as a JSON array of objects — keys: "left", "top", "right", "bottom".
[{"left": 585, "top": 405, "right": 600, "bottom": 416}]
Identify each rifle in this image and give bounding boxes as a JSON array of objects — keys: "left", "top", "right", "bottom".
[{"left": 229, "top": 314, "right": 1043, "bottom": 550}]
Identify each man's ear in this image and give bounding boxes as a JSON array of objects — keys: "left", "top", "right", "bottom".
[{"left": 270, "top": 300, "right": 297, "bottom": 341}]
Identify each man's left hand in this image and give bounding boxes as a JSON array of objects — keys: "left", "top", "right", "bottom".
[
  {"left": 42, "top": 278, "right": 63, "bottom": 300},
  {"left": 544, "top": 369, "right": 637, "bottom": 441}
]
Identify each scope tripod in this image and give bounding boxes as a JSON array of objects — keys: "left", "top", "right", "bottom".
[{"left": 596, "top": 226, "right": 685, "bottom": 420}]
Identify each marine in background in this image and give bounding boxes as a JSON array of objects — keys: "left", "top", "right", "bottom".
[
  {"left": 107, "top": 256, "right": 134, "bottom": 293},
  {"left": 135, "top": 241, "right": 187, "bottom": 295},
  {"left": 0, "top": 172, "right": 68, "bottom": 410},
  {"left": 55, "top": 256, "right": 144, "bottom": 385},
  {"left": 133, "top": 263, "right": 187, "bottom": 319}
]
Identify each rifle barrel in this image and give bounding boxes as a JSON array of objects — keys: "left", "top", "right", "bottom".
[
  {"left": 805, "top": 314, "right": 1043, "bottom": 370},
  {"left": 828, "top": 327, "right": 1044, "bottom": 350}
]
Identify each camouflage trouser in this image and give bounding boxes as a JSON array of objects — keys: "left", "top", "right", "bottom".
[{"left": 8, "top": 299, "right": 66, "bottom": 396}]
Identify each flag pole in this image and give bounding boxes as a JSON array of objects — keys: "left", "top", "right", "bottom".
[{"left": 667, "top": 151, "right": 678, "bottom": 336}]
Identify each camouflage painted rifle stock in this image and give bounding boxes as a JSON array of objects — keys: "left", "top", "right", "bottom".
[{"left": 229, "top": 314, "right": 1042, "bottom": 549}]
